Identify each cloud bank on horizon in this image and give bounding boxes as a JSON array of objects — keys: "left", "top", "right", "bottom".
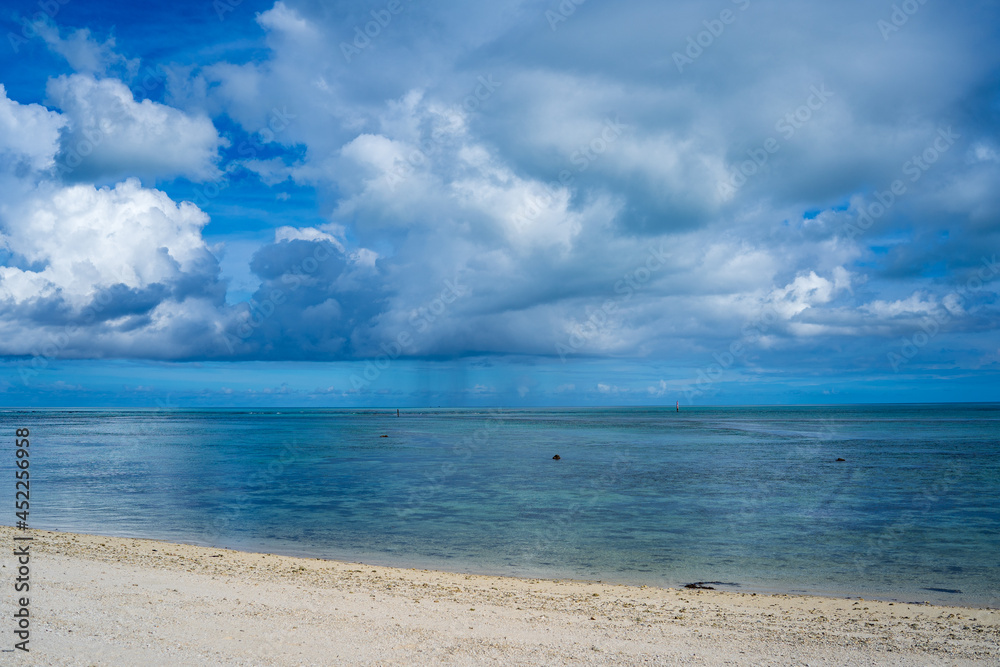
[{"left": 0, "top": 0, "right": 998, "bottom": 403}]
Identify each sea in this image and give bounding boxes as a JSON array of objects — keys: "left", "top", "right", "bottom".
[{"left": 2, "top": 404, "right": 998, "bottom": 607}]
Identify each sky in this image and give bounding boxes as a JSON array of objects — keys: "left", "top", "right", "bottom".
[{"left": 0, "top": 0, "right": 999, "bottom": 407}]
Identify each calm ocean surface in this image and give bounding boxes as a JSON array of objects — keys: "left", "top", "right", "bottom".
[{"left": 2, "top": 405, "right": 998, "bottom": 607}]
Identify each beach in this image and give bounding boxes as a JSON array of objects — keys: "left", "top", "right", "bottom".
[{"left": 4, "top": 527, "right": 998, "bottom": 665}]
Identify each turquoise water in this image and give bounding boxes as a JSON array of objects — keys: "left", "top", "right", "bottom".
[{"left": 2, "top": 405, "right": 998, "bottom": 607}]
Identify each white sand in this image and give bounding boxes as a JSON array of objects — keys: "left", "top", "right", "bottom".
[{"left": 3, "top": 527, "right": 998, "bottom": 665}]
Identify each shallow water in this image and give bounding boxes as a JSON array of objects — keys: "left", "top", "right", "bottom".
[{"left": 2, "top": 404, "right": 998, "bottom": 606}]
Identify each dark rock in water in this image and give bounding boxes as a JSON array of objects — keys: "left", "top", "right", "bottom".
[
  {"left": 684, "top": 582, "right": 716, "bottom": 590},
  {"left": 836, "top": 457, "right": 846, "bottom": 462},
  {"left": 552, "top": 454, "right": 561, "bottom": 460},
  {"left": 380, "top": 435, "right": 389, "bottom": 438}
]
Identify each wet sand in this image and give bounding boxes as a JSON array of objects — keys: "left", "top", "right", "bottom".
[{"left": 4, "top": 527, "right": 999, "bottom": 665}]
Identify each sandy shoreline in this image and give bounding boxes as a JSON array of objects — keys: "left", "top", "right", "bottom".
[{"left": 2, "top": 527, "right": 998, "bottom": 665}]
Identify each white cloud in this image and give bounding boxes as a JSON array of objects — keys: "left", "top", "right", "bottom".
[
  {"left": 35, "top": 23, "right": 133, "bottom": 76},
  {"left": 0, "top": 84, "right": 66, "bottom": 173},
  {"left": 0, "top": 178, "right": 217, "bottom": 306},
  {"left": 767, "top": 270, "right": 849, "bottom": 320},
  {"left": 647, "top": 380, "right": 668, "bottom": 397},
  {"left": 256, "top": 1, "right": 317, "bottom": 38},
  {"left": 4, "top": 0, "right": 1000, "bottom": 373},
  {"left": 274, "top": 224, "right": 345, "bottom": 250},
  {"left": 863, "top": 293, "right": 939, "bottom": 319},
  {"left": 0, "top": 174, "right": 233, "bottom": 360},
  {"left": 47, "top": 74, "right": 224, "bottom": 183}
]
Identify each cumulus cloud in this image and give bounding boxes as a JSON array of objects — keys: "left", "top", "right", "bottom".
[
  {"left": 2, "top": 179, "right": 217, "bottom": 304},
  {"left": 47, "top": 74, "right": 225, "bottom": 183},
  {"left": 768, "top": 270, "right": 851, "bottom": 320},
  {"left": 0, "top": 178, "right": 230, "bottom": 357},
  {"left": 0, "top": 78, "right": 233, "bottom": 359},
  {"left": 0, "top": 85, "right": 66, "bottom": 173},
  {"left": 2, "top": 0, "right": 999, "bottom": 379},
  {"left": 178, "top": 0, "right": 988, "bottom": 362},
  {"left": 219, "top": 235, "right": 387, "bottom": 360},
  {"left": 863, "top": 293, "right": 940, "bottom": 319}
]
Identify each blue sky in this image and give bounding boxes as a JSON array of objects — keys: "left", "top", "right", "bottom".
[{"left": 1, "top": 0, "right": 999, "bottom": 407}]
